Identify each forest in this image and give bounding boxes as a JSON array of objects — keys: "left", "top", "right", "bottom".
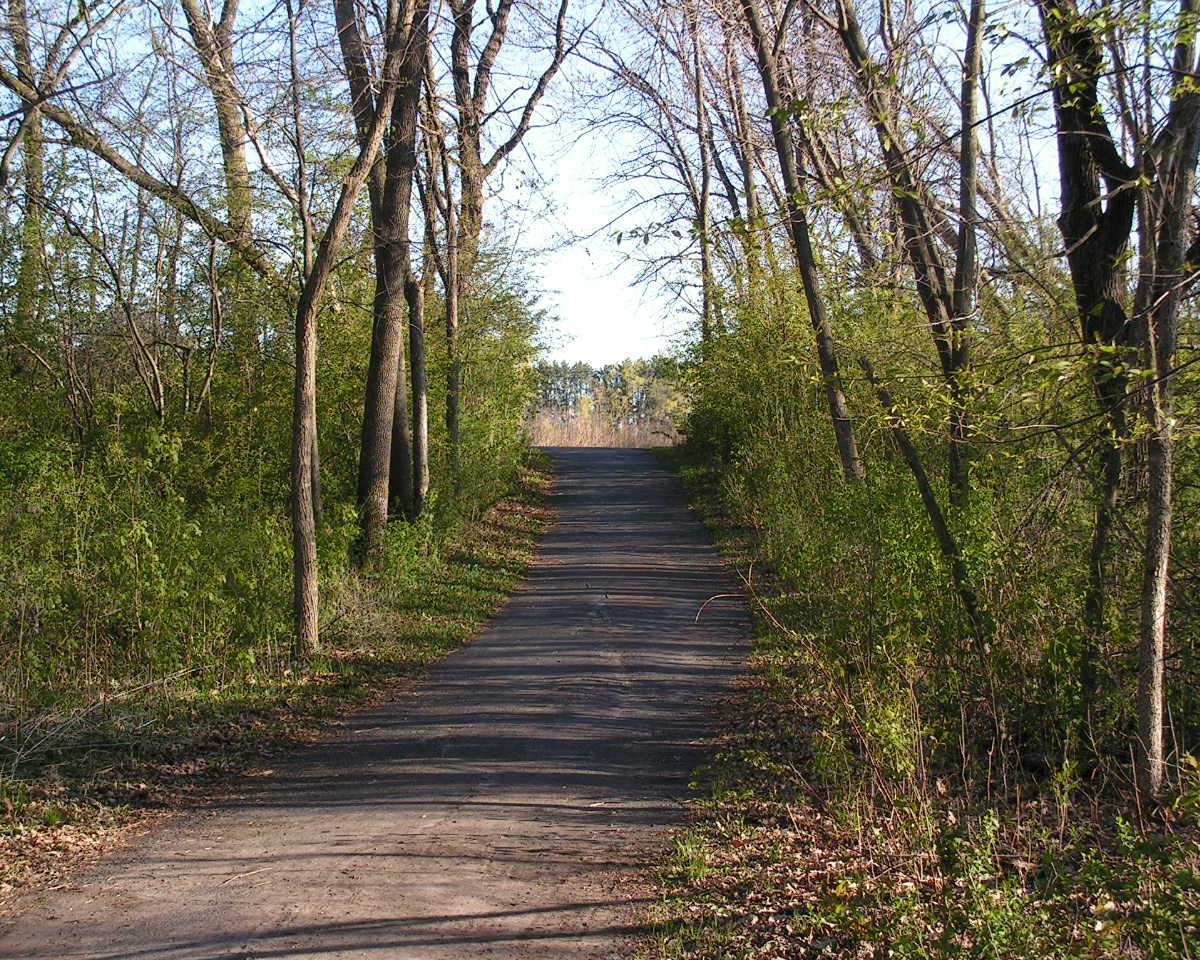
[
  {"left": 0, "top": 0, "right": 558, "bottom": 701},
  {"left": 1, "top": 0, "right": 1199, "bottom": 954},
  {"left": 531, "top": 357, "right": 684, "bottom": 445}
]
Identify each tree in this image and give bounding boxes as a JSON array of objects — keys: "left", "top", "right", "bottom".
[
  {"left": 824, "top": 0, "right": 983, "bottom": 507},
  {"left": 1038, "top": 0, "right": 1200, "bottom": 793},
  {"left": 339, "top": 0, "right": 432, "bottom": 553},
  {"left": 6, "top": 0, "right": 45, "bottom": 374},
  {"left": 431, "top": 0, "right": 573, "bottom": 480},
  {"left": 0, "top": 0, "right": 413, "bottom": 655},
  {"left": 179, "top": 0, "right": 253, "bottom": 245},
  {"left": 739, "top": 0, "right": 866, "bottom": 482}
]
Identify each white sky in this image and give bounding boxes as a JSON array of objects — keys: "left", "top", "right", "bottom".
[
  {"left": 475, "top": 0, "right": 694, "bottom": 371},
  {"left": 497, "top": 121, "right": 685, "bottom": 367}
]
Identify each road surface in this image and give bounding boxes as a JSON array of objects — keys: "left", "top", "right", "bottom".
[{"left": 0, "top": 447, "right": 746, "bottom": 960}]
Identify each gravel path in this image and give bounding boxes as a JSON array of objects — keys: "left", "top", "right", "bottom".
[{"left": 0, "top": 447, "right": 746, "bottom": 960}]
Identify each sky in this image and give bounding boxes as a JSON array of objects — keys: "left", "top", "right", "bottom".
[
  {"left": 477, "top": 2, "right": 695, "bottom": 370},
  {"left": 492, "top": 0, "right": 1065, "bottom": 371},
  {"left": 497, "top": 123, "right": 686, "bottom": 367}
]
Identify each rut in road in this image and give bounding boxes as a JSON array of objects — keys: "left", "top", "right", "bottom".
[{"left": 0, "top": 447, "right": 747, "bottom": 960}]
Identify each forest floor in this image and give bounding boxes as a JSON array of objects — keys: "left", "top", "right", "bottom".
[{"left": 0, "top": 447, "right": 746, "bottom": 959}]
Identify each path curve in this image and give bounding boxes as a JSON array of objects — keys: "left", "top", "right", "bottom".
[{"left": 0, "top": 447, "right": 746, "bottom": 959}]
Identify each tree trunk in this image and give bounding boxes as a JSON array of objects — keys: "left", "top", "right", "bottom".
[
  {"left": 860, "top": 359, "right": 991, "bottom": 654},
  {"left": 1135, "top": 9, "right": 1200, "bottom": 796},
  {"left": 1039, "top": 0, "right": 1140, "bottom": 727},
  {"left": 389, "top": 328, "right": 414, "bottom": 517},
  {"left": 180, "top": 0, "right": 253, "bottom": 244},
  {"left": 291, "top": 296, "right": 321, "bottom": 658},
  {"left": 345, "top": 0, "right": 430, "bottom": 550},
  {"left": 1137, "top": 402, "right": 1171, "bottom": 798},
  {"left": 740, "top": 0, "right": 865, "bottom": 483},
  {"left": 948, "top": 0, "right": 985, "bottom": 509},
  {"left": 290, "top": 13, "right": 409, "bottom": 656},
  {"left": 444, "top": 207, "right": 462, "bottom": 484},
  {"left": 405, "top": 270, "right": 430, "bottom": 516},
  {"left": 832, "top": 0, "right": 973, "bottom": 504},
  {"left": 358, "top": 241, "right": 409, "bottom": 550},
  {"left": 685, "top": 0, "right": 716, "bottom": 341},
  {"left": 339, "top": 0, "right": 395, "bottom": 548},
  {"left": 419, "top": 74, "right": 463, "bottom": 490},
  {"left": 860, "top": 358, "right": 998, "bottom": 742},
  {"left": 8, "top": 0, "right": 44, "bottom": 371},
  {"left": 722, "top": 18, "right": 763, "bottom": 287}
]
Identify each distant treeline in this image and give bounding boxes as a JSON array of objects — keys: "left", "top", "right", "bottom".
[{"left": 531, "top": 358, "right": 683, "bottom": 448}]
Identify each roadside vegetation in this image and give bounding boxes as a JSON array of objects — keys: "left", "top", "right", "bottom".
[
  {"left": 647, "top": 452, "right": 1198, "bottom": 958},
  {"left": 1, "top": 458, "right": 552, "bottom": 902}
]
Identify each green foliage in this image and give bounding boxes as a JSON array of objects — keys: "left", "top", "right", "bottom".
[
  {"left": 656, "top": 250, "right": 1200, "bottom": 957},
  {"left": 439, "top": 254, "right": 544, "bottom": 517},
  {"left": 680, "top": 261, "right": 1200, "bottom": 780},
  {"left": 0, "top": 233, "right": 545, "bottom": 736},
  {"left": 0, "top": 426, "right": 294, "bottom": 707},
  {"left": 649, "top": 593, "right": 1200, "bottom": 959}
]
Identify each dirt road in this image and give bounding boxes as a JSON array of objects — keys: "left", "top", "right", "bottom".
[{"left": 0, "top": 447, "right": 746, "bottom": 959}]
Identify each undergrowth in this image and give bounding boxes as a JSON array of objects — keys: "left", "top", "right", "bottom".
[{"left": 645, "top": 454, "right": 1200, "bottom": 960}]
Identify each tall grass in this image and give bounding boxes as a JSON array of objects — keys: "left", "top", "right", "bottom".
[{"left": 529, "top": 408, "right": 680, "bottom": 447}]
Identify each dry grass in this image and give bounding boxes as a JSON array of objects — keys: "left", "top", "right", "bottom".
[{"left": 529, "top": 408, "right": 680, "bottom": 448}]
